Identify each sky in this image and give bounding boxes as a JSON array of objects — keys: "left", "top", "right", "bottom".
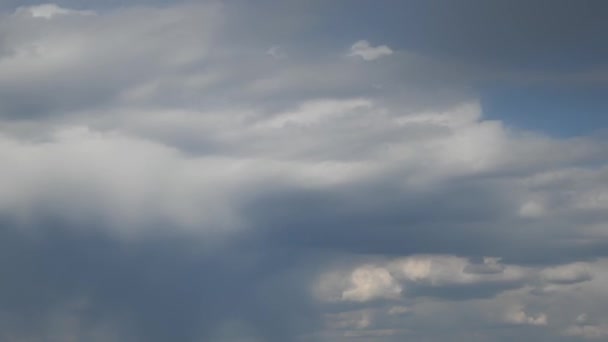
[{"left": 0, "top": 1, "right": 608, "bottom": 341}]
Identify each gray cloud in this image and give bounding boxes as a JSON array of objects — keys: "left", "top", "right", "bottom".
[{"left": 0, "top": 2, "right": 607, "bottom": 342}]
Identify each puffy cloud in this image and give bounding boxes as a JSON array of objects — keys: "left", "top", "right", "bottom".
[
  {"left": 340, "top": 266, "right": 402, "bottom": 302},
  {"left": 504, "top": 307, "right": 548, "bottom": 326},
  {"left": 317, "top": 255, "right": 532, "bottom": 304},
  {"left": 316, "top": 264, "right": 402, "bottom": 303},
  {"left": 349, "top": 40, "right": 394, "bottom": 61},
  {"left": 14, "top": 4, "right": 95, "bottom": 19},
  {"left": 389, "top": 256, "right": 525, "bottom": 286}
]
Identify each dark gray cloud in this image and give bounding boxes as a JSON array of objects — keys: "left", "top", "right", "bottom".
[{"left": 0, "top": 220, "right": 325, "bottom": 342}]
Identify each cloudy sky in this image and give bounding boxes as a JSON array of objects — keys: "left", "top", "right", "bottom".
[{"left": 1, "top": 1, "right": 608, "bottom": 341}]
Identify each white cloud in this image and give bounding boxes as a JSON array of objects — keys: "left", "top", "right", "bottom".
[
  {"left": 577, "top": 314, "right": 589, "bottom": 323},
  {"left": 389, "top": 255, "right": 526, "bottom": 286},
  {"left": 266, "top": 45, "right": 287, "bottom": 60},
  {"left": 0, "top": 126, "right": 261, "bottom": 236},
  {"left": 317, "top": 255, "right": 531, "bottom": 303},
  {"left": 349, "top": 40, "right": 394, "bottom": 61},
  {"left": 259, "top": 98, "right": 373, "bottom": 128},
  {"left": 518, "top": 199, "right": 546, "bottom": 218},
  {"left": 0, "top": 3, "right": 219, "bottom": 116},
  {"left": 504, "top": 307, "right": 548, "bottom": 326},
  {"left": 1, "top": 4, "right": 608, "bottom": 269},
  {"left": 14, "top": 4, "right": 95, "bottom": 19},
  {"left": 392, "top": 257, "right": 432, "bottom": 281},
  {"left": 541, "top": 263, "right": 592, "bottom": 284},
  {"left": 340, "top": 265, "right": 402, "bottom": 302}
]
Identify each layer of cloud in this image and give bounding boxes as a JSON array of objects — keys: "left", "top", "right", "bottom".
[{"left": 0, "top": 2, "right": 607, "bottom": 342}]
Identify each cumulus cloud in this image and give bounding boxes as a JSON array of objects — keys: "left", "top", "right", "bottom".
[
  {"left": 317, "top": 255, "right": 532, "bottom": 305},
  {"left": 14, "top": 3, "right": 95, "bottom": 19},
  {"left": 504, "top": 307, "right": 548, "bottom": 326},
  {"left": 340, "top": 265, "right": 403, "bottom": 302},
  {"left": 349, "top": 40, "right": 394, "bottom": 61}
]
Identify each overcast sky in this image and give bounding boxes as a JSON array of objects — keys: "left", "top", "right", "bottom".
[{"left": 1, "top": 1, "right": 608, "bottom": 341}]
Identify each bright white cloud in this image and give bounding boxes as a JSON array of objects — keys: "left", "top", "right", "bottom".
[
  {"left": 349, "top": 40, "right": 394, "bottom": 61},
  {"left": 317, "top": 255, "right": 531, "bottom": 303},
  {"left": 14, "top": 4, "right": 95, "bottom": 19},
  {"left": 389, "top": 255, "right": 526, "bottom": 286},
  {"left": 340, "top": 265, "right": 402, "bottom": 302},
  {"left": 504, "top": 307, "right": 548, "bottom": 326}
]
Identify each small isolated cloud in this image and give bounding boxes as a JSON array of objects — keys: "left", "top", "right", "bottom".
[
  {"left": 504, "top": 307, "right": 548, "bottom": 326},
  {"left": 349, "top": 40, "right": 393, "bottom": 61},
  {"left": 577, "top": 314, "right": 589, "bottom": 324},
  {"left": 14, "top": 4, "right": 95, "bottom": 19},
  {"left": 340, "top": 265, "right": 402, "bottom": 302},
  {"left": 518, "top": 199, "right": 546, "bottom": 218},
  {"left": 266, "top": 45, "right": 287, "bottom": 60}
]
